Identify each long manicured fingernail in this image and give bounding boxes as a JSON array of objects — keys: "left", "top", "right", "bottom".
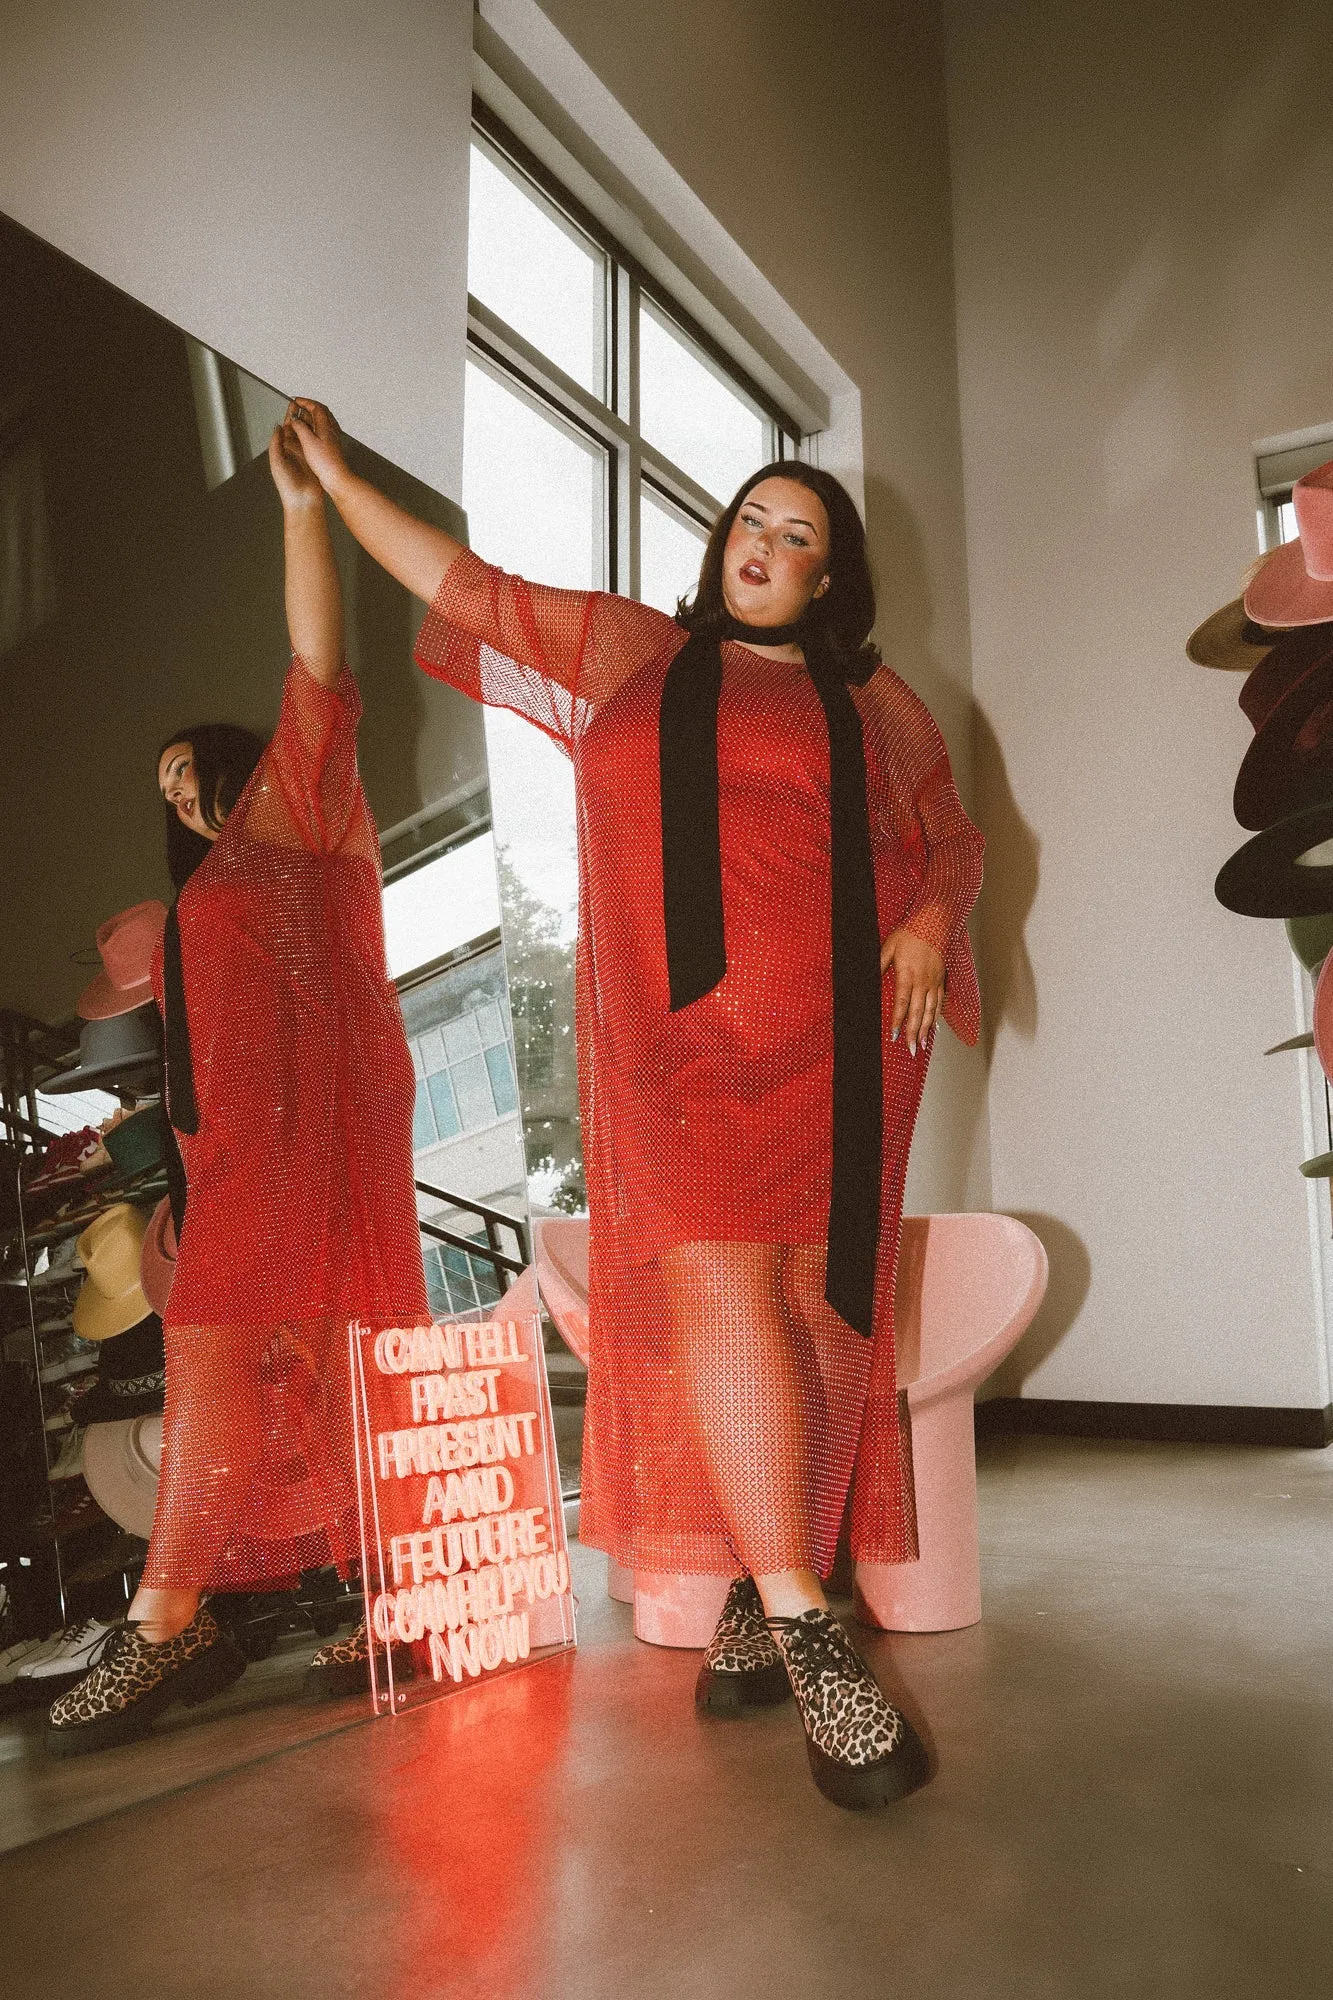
[
  {"left": 892, "top": 1027, "right": 899, "bottom": 1042},
  {"left": 909, "top": 1040, "right": 917, "bottom": 1058}
]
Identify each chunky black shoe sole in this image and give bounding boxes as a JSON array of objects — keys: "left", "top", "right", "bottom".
[
  {"left": 805, "top": 1715, "right": 931, "bottom": 1811},
  {"left": 695, "top": 1658, "right": 792, "bottom": 1717},
  {"left": 302, "top": 1647, "right": 414, "bottom": 1702},
  {"left": 44, "top": 1635, "right": 248, "bottom": 1758}
]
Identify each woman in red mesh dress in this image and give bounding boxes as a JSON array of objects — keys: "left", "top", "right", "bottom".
[
  {"left": 293, "top": 399, "right": 983, "bottom": 1810},
  {"left": 47, "top": 416, "right": 428, "bottom": 1755}
]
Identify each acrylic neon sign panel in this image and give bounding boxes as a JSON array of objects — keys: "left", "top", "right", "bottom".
[{"left": 349, "top": 1311, "right": 575, "bottom": 1713}]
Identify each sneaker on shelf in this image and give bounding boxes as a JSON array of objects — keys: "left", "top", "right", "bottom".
[
  {"left": 48, "top": 1427, "right": 86, "bottom": 1480},
  {"left": 16, "top": 1617, "right": 121, "bottom": 1701}
]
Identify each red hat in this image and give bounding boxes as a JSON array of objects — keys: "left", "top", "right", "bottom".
[
  {"left": 1246, "top": 461, "right": 1333, "bottom": 629},
  {"left": 78, "top": 902, "right": 168, "bottom": 1021},
  {"left": 139, "top": 1197, "right": 178, "bottom": 1318}
]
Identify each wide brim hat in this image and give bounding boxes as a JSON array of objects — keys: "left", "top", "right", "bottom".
[
  {"left": 1187, "top": 598, "right": 1275, "bottom": 674},
  {"left": 1238, "top": 622, "right": 1333, "bottom": 731},
  {"left": 82, "top": 1413, "right": 163, "bottom": 1539},
  {"left": 103, "top": 1104, "right": 167, "bottom": 1180},
  {"left": 139, "top": 1197, "right": 177, "bottom": 1318},
  {"left": 1233, "top": 638, "right": 1333, "bottom": 829},
  {"left": 43, "top": 1004, "right": 162, "bottom": 1096},
  {"left": 1245, "top": 460, "right": 1333, "bottom": 629},
  {"left": 1215, "top": 799, "right": 1333, "bottom": 919},
  {"left": 78, "top": 902, "right": 168, "bottom": 1022},
  {"left": 72, "top": 1312, "right": 165, "bottom": 1424},
  {"left": 73, "top": 1203, "right": 152, "bottom": 1340}
]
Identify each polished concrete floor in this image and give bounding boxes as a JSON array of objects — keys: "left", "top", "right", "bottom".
[{"left": 1, "top": 1435, "right": 1331, "bottom": 1998}]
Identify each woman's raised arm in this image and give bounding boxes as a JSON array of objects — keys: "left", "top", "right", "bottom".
[
  {"left": 287, "top": 398, "right": 464, "bottom": 605},
  {"left": 268, "top": 418, "right": 345, "bottom": 686}
]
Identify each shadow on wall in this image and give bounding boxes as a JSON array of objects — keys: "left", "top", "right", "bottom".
[
  {"left": 973, "top": 704, "right": 1040, "bottom": 1069},
  {"left": 982, "top": 1210, "right": 1092, "bottom": 1397}
]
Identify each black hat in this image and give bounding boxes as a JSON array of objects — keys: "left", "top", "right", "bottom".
[
  {"left": 1216, "top": 799, "right": 1333, "bottom": 919},
  {"left": 70, "top": 1311, "right": 165, "bottom": 1424},
  {"left": 1234, "top": 640, "right": 1333, "bottom": 830},
  {"left": 1237, "top": 622, "right": 1333, "bottom": 731}
]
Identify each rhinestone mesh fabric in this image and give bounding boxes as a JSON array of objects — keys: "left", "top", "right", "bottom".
[
  {"left": 415, "top": 553, "right": 983, "bottom": 1577},
  {"left": 141, "top": 661, "right": 428, "bottom": 1589}
]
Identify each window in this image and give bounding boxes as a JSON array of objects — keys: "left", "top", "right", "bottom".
[
  {"left": 464, "top": 110, "right": 801, "bottom": 1215},
  {"left": 402, "top": 957, "right": 519, "bottom": 1150}
]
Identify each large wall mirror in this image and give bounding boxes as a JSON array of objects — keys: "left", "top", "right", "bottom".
[{"left": 0, "top": 210, "right": 589, "bottom": 1828}]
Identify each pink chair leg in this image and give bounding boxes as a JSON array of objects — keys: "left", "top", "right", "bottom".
[
  {"left": 854, "top": 1392, "right": 982, "bottom": 1632},
  {"left": 632, "top": 1572, "right": 730, "bottom": 1648},
  {"left": 606, "top": 1557, "right": 634, "bottom": 1604}
]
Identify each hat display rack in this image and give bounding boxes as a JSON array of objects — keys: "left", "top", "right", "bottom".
[
  {"left": 1198, "top": 456, "right": 1333, "bottom": 1183},
  {"left": 0, "top": 905, "right": 359, "bottom": 1670},
  {"left": 0, "top": 904, "right": 175, "bottom": 1639}
]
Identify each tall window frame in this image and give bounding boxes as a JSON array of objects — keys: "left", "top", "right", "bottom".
[{"left": 466, "top": 102, "right": 803, "bottom": 598}]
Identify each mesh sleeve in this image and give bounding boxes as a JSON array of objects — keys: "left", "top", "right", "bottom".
[
  {"left": 857, "top": 667, "right": 985, "bottom": 1046},
  {"left": 413, "top": 549, "right": 680, "bottom": 751},
  {"left": 245, "top": 658, "right": 369, "bottom": 859}
]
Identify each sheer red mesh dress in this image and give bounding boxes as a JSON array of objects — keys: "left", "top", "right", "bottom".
[
  {"left": 142, "top": 659, "right": 428, "bottom": 1590},
  {"left": 416, "top": 553, "right": 983, "bottom": 1579}
]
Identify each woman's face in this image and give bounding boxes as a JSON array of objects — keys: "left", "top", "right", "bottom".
[
  {"left": 157, "top": 743, "right": 222, "bottom": 842},
  {"left": 721, "top": 476, "right": 831, "bottom": 629}
]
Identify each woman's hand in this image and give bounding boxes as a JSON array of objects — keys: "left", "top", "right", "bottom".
[
  {"left": 880, "top": 928, "right": 945, "bottom": 1057},
  {"left": 267, "top": 418, "right": 323, "bottom": 511},
  {"left": 284, "top": 398, "right": 350, "bottom": 497}
]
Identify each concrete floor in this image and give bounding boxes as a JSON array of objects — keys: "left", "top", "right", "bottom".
[{"left": 1, "top": 1434, "right": 1331, "bottom": 1998}]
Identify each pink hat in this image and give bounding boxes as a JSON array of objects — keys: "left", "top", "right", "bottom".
[
  {"left": 1245, "top": 461, "right": 1333, "bottom": 630},
  {"left": 139, "top": 1197, "right": 178, "bottom": 1317},
  {"left": 77, "top": 902, "right": 168, "bottom": 1021}
]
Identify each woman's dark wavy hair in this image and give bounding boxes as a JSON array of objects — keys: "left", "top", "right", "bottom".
[
  {"left": 676, "top": 460, "right": 881, "bottom": 686},
  {"left": 159, "top": 722, "right": 268, "bottom": 891}
]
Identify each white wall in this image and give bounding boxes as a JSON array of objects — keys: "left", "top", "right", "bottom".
[
  {"left": 946, "top": 0, "right": 1333, "bottom": 1407},
  {"left": 513, "top": 0, "right": 991, "bottom": 1219},
  {"left": 0, "top": 0, "right": 472, "bottom": 497}
]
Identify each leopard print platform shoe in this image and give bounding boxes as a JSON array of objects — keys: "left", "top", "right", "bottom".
[
  {"left": 767, "top": 1608, "right": 930, "bottom": 1811},
  {"left": 302, "top": 1621, "right": 415, "bottom": 1701},
  {"left": 694, "top": 1576, "right": 790, "bottom": 1717},
  {"left": 45, "top": 1607, "right": 247, "bottom": 1758}
]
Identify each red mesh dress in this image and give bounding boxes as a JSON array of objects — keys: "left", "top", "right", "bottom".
[
  {"left": 142, "top": 658, "right": 428, "bottom": 1589},
  {"left": 416, "top": 554, "right": 983, "bottom": 1579}
]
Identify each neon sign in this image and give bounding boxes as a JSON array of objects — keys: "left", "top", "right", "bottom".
[{"left": 349, "top": 1311, "right": 576, "bottom": 1711}]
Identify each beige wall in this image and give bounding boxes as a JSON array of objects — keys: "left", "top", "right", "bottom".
[
  {"left": 530, "top": 0, "right": 991, "bottom": 1218},
  {"left": 946, "top": 0, "right": 1333, "bottom": 1405},
  {"left": 0, "top": 0, "right": 472, "bottom": 496}
]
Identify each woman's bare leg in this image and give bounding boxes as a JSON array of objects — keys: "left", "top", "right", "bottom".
[
  {"left": 660, "top": 1240, "right": 828, "bottom": 1620},
  {"left": 126, "top": 1585, "right": 200, "bottom": 1642}
]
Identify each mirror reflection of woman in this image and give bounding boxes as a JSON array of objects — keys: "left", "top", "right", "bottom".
[
  {"left": 47, "top": 419, "right": 429, "bottom": 1754},
  {"left": 291, "top": 399, "right": 983, "bottom": 1811}
]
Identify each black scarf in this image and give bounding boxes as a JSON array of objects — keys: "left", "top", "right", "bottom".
[{"left": 659, "top": 616, "right": 883, "bottom": 1337}]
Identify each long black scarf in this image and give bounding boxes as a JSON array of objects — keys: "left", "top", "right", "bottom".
[{"left": 659, "top": 616, "right": 883, "bottom": 1337}]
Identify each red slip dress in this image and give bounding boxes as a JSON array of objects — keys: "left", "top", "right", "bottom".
[
  {"left": 415, "top": 552, "right": 984, "bottom": 1577},
  {"left": 142, "top": 658, "right": 428, "bottom": 1590}
]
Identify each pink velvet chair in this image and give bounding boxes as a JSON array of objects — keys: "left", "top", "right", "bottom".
[{"left": 532, "top": 1212, "right": 1047, "bottom": 1643}]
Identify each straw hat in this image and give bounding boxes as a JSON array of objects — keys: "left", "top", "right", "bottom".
[
  {"left": 82, "top": 1414, "right": 163, "bottom": 1540},
  {"left": 1246, "top": 461, "right": 1333, "bottom": 628},
  {"left": 77, "top": 903, "right": 168, "bottom": 1022},
  {"left": 73, "top": 1203, "right": 151, "bottom": 1341},
  {"left": 139, "top": 1198, "right": 177, "bottom": 1317},
  {"left": 1188, "top": 551, "right": 1282, "bottom": 670}
]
